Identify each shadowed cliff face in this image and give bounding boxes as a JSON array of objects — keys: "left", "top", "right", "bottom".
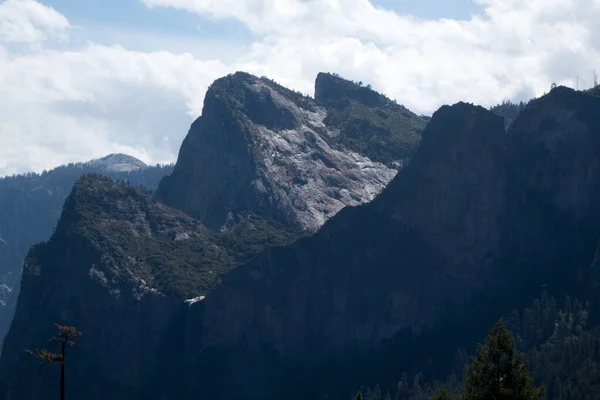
[
  {"left": 0, "top": 176, "right": 231, "bottom": 400},
  {"left": 199, "top": 103, "right": 507, "bottom": 354},
  {"left": 0, "top": 72, "right": 426, "bottom": 400},
  {"left": 156, "top": 72, "right": 425, "bottom": 233},
  {"left": 0, "top": 159, "right": 173, "bottom": 356},
  {"left": 0, "top": 240, "right": 21, "bottom": 350},
  {"left": 4, "top": 79, "right": 600, "bottom": 400},
  {"left": 0, "top": 240, "right": 21, "bottom": 305},
  {"left": 507, "top": 87, "right": 600, "bottom": 226},
  {"left": 192, "top": 88, "right": 600, "bottom": 399},
  {"left": 378, "top": 103, "right": 507, "bottom": 279},
  {"left": 503, "top": 86, "right": 600, "bottom": 284},
  {"left": 0, "top": 171, "right": 303, "bottom": 400}
]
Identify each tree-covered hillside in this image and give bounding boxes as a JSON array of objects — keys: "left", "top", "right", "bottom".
[
  {"left": 355, "top": 290, "right": 600, "bottom": 400},
  {"left": 0, "top": 159, "right": 173, "bottom": 256},
  {"left": 0, "top": 157, "right": 173, "bottom": 354}
]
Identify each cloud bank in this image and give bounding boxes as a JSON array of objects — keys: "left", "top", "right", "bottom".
[{"left": 0, "top": 0, "right": 599, "bottom": 176}]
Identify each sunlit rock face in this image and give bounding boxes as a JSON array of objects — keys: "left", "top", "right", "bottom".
[{"left": 157, "top": 72, "right": 425, "bottom": 233}]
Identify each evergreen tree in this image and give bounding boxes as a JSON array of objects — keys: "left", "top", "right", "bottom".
[
  {"left": 463, "top": 320, "right": 543, "bottom": 400},
  {"left": 26, "top": 323, "right": 82, "bottom": 400},
  {"left": 430, "top": 386, "right": 455, "bottom": 400}
]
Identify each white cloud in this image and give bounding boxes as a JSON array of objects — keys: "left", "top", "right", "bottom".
[
  {"left": 1, "top": 0, "right": 600, "bottom": 176},
  {"left": 0, "top": 42, "right": 231, "bottom": 175},
  {"left": 0, "top": 0, "right": 68, "bottom": 43},
  {"left": 142, "top": 0, "right": 600, "bottom": 103},
  {"left": 207, "top": 0, "right": 599, "bottom": 98}
]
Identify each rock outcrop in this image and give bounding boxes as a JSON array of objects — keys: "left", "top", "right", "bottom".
[{"left": 156, "top": 72, "right": 426, "bottom": 233}]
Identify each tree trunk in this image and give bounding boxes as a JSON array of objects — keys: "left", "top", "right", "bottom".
[
  {"left": 60, "top": 362, "right": 65, "bottom": 400},
  {"left": 60, "top": 344, "right": 65, "bottom": 400}
]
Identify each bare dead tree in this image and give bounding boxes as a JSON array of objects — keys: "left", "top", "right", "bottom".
[{"left": 26, "top": 324, "right": 82, "bottom": 400}]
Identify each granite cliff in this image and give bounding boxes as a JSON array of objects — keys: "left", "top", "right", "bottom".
[
  {"left": 200, "top": 102, "right": 506, "bottom": 351},
  {"left": 191, "top": 86, "right": 600, "bottom": 399},
  {"left": 0, "top": 71, "right": 425, "bottom": 399},
  {"left": 156, "top": 72, "right": 426, "bottom": 232},
  {"left": 4, "top": 73, "right": 598, "bottom": 399}
]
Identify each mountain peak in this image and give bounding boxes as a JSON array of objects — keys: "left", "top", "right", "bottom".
[
  {"left": 315, "top": 72, "right": 373, "bottom": 104},
  {"left": 211, "top": 71, "right": 306, "bottom": 95},
  {"left": 85, "top": 153, "right": 147, "bottom": 172},
  {"left": 156, "top": 72, "right": 413, "bottom": 233},
  {"left": 202, "top": 71, "right": 315, "bottom": 131},
  {"left": 39, "top": 174, "right": 234, "bottom": 300},
  {"left": 314, "top": 72, "right": 406, "bottom": 112}
]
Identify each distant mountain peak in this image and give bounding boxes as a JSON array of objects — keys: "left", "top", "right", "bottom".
[{"left": 85, "top": 153, "right": 148, "bottom": 172}]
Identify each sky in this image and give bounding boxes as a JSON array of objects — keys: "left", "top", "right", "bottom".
[{"left": 0, "top": 0, "right": 599, "bottom": 176}]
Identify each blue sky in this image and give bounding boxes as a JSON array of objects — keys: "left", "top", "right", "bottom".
[
  {"left": 0, "top": 0, "right": 598, "bottom": 176},
  {"left": 371, "top": 0, "right": 482, "bottom": 19},
  {"left": 45, "top": 0, "right": 483, "bottom": 36},
  {"left": 39, "top": 0, "right": 484, "bottom": 56},
  {"left": 46, "top": 0, "right": 248, "bottom": 41}
]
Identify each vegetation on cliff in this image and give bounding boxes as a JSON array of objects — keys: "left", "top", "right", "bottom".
[
  {"left": 316, "top": 72, "right": 427, "bottom": 165},
  {"left": 356, "top": 292, "right": 600, "bottom": 400},
  {"left": 357, "top": 319, "right": 545, "bottom": 400},
  {"left": 30, "top": 174, "right": 300, "bottom": 299},
  {"left": 0, "top": 158, "right": 174, "bottom": 355}
]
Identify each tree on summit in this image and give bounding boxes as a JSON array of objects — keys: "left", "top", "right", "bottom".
[{"left": 26, "top": 323, "right": 82, "bottom": 400}]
